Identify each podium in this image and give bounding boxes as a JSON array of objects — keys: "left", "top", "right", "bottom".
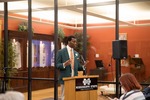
[{"left": 63, "top": 75, "right": 99, "bottom": 100}]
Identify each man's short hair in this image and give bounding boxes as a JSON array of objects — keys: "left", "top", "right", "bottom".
[
  {"left": 62, "top": 36, "right": 68, "bottom": 46},
  {"left": 67, "top": 35, "right": 75, "bottom": 43}
]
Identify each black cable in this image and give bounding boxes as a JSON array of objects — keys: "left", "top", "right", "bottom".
[{"left": 108, "top": 56, "right": 115, "bottom": 81}]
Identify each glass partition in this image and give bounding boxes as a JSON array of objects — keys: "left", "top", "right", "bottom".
[{"left": 30, "top": 40, "right": 54, "bottom": 67}]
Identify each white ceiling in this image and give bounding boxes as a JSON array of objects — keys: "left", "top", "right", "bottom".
[{"left": 0, "top": 0, "right": 150, "bottom": 29}]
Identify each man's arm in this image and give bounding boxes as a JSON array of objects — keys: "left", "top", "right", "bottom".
[
  {"left": 56, "top": 49, "right": 71, "bottom": 70},
  {"left": 56, "top": 50, "right": 64, "bottom": 69}
]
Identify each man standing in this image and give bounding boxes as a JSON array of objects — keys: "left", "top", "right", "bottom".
[{"left": 56, "top": 35, "right": 88, "bottom": 100}]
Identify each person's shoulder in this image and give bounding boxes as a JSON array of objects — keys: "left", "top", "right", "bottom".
[
  {"left": 124, "top": 90, "right": 145, "bottom": 100},
  {"left": 120, "top": 94, "right": 125, "bottom": 99},
  {"left": 58, "top": 47, "right": 67, "bottom": 52}
]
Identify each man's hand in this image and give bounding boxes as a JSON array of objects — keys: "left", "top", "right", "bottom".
[
  {"left": 83, "top": 60, "right": 89, "bottom": 66},
  {"left": 64, "top": 59, "right": 71, "bottom": 67}
]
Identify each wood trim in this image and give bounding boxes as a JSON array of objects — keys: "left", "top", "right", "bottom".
[
  {"left": 0, "top": 20, "right": 2, "bottom": 40},
  {"left": 63, "top": 75, "right": 99, "bottom": 81},
  {"left": 6, "top": 30, "right": 54, "bottom": 41}
]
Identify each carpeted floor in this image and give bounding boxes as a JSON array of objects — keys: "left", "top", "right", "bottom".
[
  {"left": 41, "top": 95, "right": 109, "bottom": 100},
  {"left": 42, "top": 98, "right": 61, "bottom": 100}
]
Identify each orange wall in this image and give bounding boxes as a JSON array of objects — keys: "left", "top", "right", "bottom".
[
  {"left": 86, "top": 28, "right": 115, "bottom": 70},
  {"left": 1, "top": 17, "right": 150, "bottom": 80},
  {"left": 85, "top": 26, "right": 150, "bottom": 80}
]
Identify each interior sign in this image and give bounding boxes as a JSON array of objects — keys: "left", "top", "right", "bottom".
[{"left": 75, "top": 78, "right": 97, "bottom": 91}]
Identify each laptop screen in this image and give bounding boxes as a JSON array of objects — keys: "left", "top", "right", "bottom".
[
  {"left": 131, "top": 58, "right": 144, "bottom": 65},
  {"left": 95, "top": 60, "right": 104, "bottom": 68}
]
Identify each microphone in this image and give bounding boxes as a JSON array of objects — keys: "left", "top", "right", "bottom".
[
  {"left": 81, "top": 55, "right": 86, "bottom": 64},
  {"left": 80, "top": 55, "right": 87, "bottom": 75}
]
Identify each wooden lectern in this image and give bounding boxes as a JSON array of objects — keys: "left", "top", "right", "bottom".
[{"left": 63, "top": 75, "right": 99, "bottom": 100}]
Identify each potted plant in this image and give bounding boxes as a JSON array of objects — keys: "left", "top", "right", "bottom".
[
  {"left": 0, "top": 40, "right": 18, "bottom": 90},
  {"left": 58, "top": 28, "right": 65, "bottom": 42},
  {"left": 18, "top": 22, "right": 34, "bottom": 33},
  {"left": 73, "top": 32, "right": 90, "bottom": 55}
]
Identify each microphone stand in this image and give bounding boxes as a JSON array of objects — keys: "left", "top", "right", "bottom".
[
  {"left": 81, "top": 55, "right": 87, "bottom": 75},
  {"left": 83, "top": 67, "right": 86, "bottom": 75}
]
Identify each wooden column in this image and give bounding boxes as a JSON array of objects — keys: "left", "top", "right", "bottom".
[{"left": 0, "top": 20, "right": 2, "bottom": 40}]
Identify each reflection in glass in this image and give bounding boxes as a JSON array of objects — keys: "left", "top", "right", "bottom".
[
  {"left": 32, "top": 40, "right": 53, "bottom": 67},
  {"left": 12, "top": 39, "right": 21, "bottom": 69},
  {"left": 13, "top": 39, "right": 54, "bottom": 68}
]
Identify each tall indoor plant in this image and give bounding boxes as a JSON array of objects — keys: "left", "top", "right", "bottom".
[
  {"left": 0, "top": 40, "right": 18, "bottom": 89},
  {"left": 73, "top": 32, "right": 90, "bottom": 55},
  {"left": 58, "top": 28, "right": 65, "bottom": 42}
]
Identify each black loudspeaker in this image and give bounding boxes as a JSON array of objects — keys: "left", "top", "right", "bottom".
[{"left": 112, "top": 40, "right": 128, "bottom": 59}]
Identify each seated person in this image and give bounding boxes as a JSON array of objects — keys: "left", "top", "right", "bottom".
[
  {"left": 108, "top": 73, "right": 145, "bottom": 100},
  {"left": 143, "top": 85, "right": 150, "bottom": 100}
]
